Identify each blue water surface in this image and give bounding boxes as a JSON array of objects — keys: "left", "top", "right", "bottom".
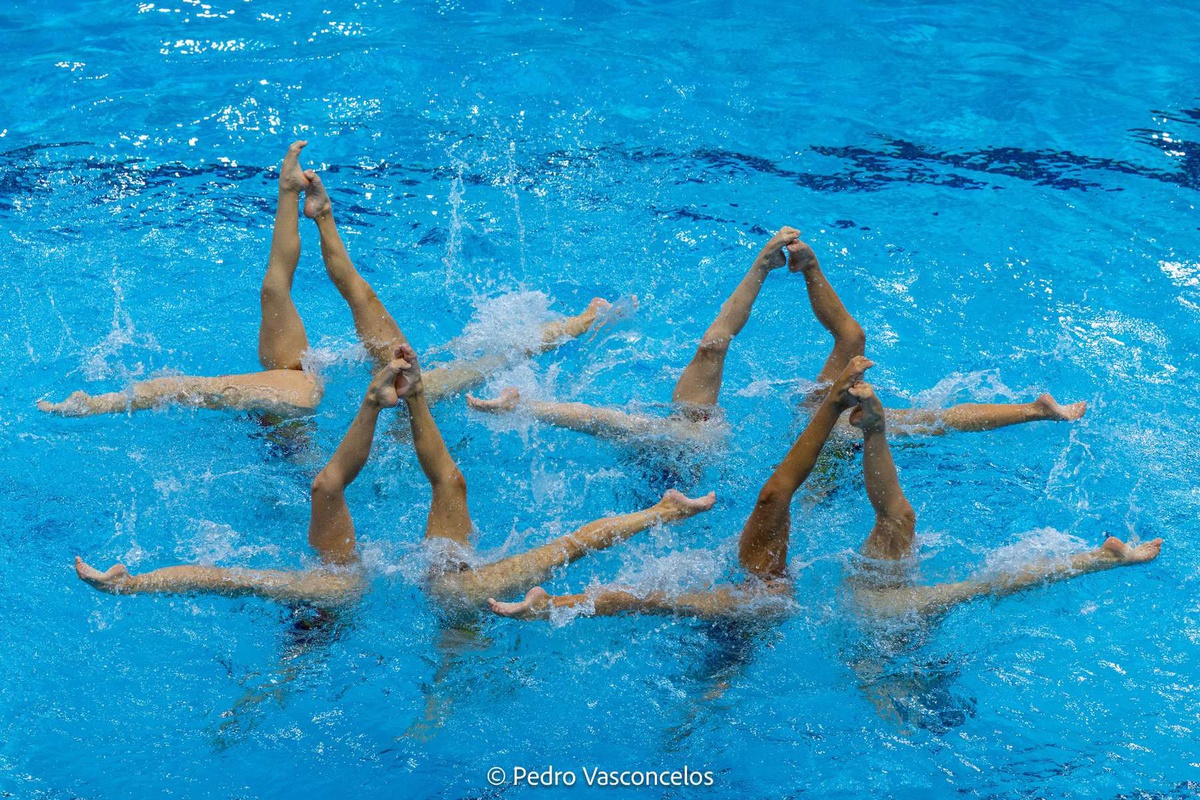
[{"left": 2, "top": 1, "right": 1198, "bottom": 798}]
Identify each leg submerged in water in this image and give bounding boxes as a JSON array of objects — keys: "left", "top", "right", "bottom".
[{"left": 467, "top": 386, "right": 685, "bottom": 441}]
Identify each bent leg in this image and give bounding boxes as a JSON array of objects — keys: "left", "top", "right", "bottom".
[
  {"left": 304, "top": 171, "right": 409, "bottom": 365},
  {"left": 672, "top": 228, "right": 798, "bottom": 406},
  {"left": 258, "top": 141, "right": 312, "bottom": 371},
  {"left": 851, "top": 386, "right": 917, "bottom": 562},
  {"left": 790, "top": 241, "right": 867, "bottom": 391},
  {"left": 884, "top": 394, "right": 1088, "bottom": 436},
  {"left": 454, "top": 490, "right": 715, "bottom": 606},
  {"left": 738, "top": 357, "right": 872, "bottom": 579}
]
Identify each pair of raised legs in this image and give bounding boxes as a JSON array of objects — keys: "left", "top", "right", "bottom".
[
  {"left": 489, "top": 357, "right": 1159, "bottom": 621},
  {"left": 75, "top": 347, "right": 715, "bottom": 611},
  {"left": 39, "top": 141, "right": 606, "bottom": 418},
  {"left": 469, "top": 228, "right": 1086, "bottom": 442}
]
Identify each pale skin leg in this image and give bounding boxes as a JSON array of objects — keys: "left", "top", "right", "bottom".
[
  {"left": 883, "top": 393, "right": 1087, "bottom": 435},
  {"left": 72, "top": 357, "right": 414, "bottom": 603},
  {"left": 489, "top": 357, "right": 874, "bottom": 620},
  {"left": 39, "top": 141, "right": 323, "bottom": 418},
  {"left": 468, "top": 387, "right": 685, "bottom": 440}
]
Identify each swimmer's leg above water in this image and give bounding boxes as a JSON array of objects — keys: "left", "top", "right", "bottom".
[
  {"left": 843, "top": 384, "right": 1160, "bottom": 616},
  {"left": 390, "top": 348, "right": 715, "bottom": 608},
  {"left": 71, "top": 354, "right": 420, "bottom": 604},
  {"left": 40, "top": 141, "right": 326, "bottom": 418},
  {"left": 40, "top": 145, "right": 607, "bottom": 418},
  {"left": 76, "top": 348, "right": 714, "bottom": 610},
  {"left": 468, "top": 227, "right": 803, "bottom": 440},
  {"left": 488, "top": 357, "right": 873, "bottom": 620},
  {"left": 490, "top": 367, "right": 1158, "bottom": 622},
  {"left": 792, "top": 235, "right": 1087, "bottom": 433}
]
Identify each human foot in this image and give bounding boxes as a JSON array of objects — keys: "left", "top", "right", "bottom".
[
  {"left": 489, "top": 586, "right": 550, "bottom": 619},
  {"left": 38, "top": 391, "right": 99, "bottom": 417},
  {"left": 279, "top": 140, "right": 310, "bottom": 194},
  {"left": 755, "top": 226, "right": 800, "bottom": 270},
  {"left": 393, "top": 343, "right": 424, "bottom": 399},
  {"left": 848, "top": 383, "right": 885, "bottom": 432},
  {"left": 786, "top": 238, "right": 819, "bottom": 273},
  {"left": 302, "top": 170, "right": 332, "bottom": 220},
  {"left": 546, "top": 296, "right": 634, "bottom": 343},
  {"left": 1101, "top": 536, "right": 1163, "bottom": 565},
  {"left": 365, "top": 351, "right": 413, "bottom": 409},
  {"left": 75, "top": 557, "right": 132, "bottom": 593},
  {"left": 1034, "top": 393, "right": 1087, "bottom": 422},
  {"left": 656, "top": 489, "right": 717, "bottom": 519},
  {"left": 829, "top": 355, "right": 875, "bottom": 410},
  {"left": 466, "top": 387, "right": 520, "bottom": 413}
]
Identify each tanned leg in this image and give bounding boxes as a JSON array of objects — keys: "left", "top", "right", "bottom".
[
  {"left": 68, "top": 360, "right": 412, "bottom": 604},
  {"left": 884, "top": 393, "right": 1088, "bottom": 436},
  {"left": 451, "top": 490, "right": 715, "bottom": 606},
  {"left": 388, "top": 344, "right": 474, "bottom": 546},
  {"left": 307, "top": 354, "right": 410, "bottom": 564},
  {"left": 737, "top": 356, "right": 873, "bottom": 580},
  {"left": 785, "top": 237, "right": 868, "bottom": 393},
  {"left": 671, "top": 227, "right": 800, "bottom": 407},
  {"left": 258, "top": 140, "right": 312, "bottom": 371},
  {"left": 849, "top": 385, "right": 917, "bottom": 561},
  {"left": 303, "top": 170, "right": 409, "bottom": 365}
]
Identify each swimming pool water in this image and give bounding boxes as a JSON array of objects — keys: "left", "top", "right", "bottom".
[{"left": 2, "top": 1, "right": 1198, "bottom": 797}]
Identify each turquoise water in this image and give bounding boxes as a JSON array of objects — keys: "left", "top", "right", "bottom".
[{"left": 3, "top": 1, "right": 1199, "bottom": 797}]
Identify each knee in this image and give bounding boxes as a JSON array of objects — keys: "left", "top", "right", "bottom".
[
  {"left": 755, "top": 480, "right": 789, "bottom": 512},
  {"left": 311, "top": 469, "right": 344, "bottom": 500},
  {"left": 836, "top": 320, "right": 866, "bottom": 355},
  {"left": 696, "top": 333, "right": 732, "bottom": 357},
  {"left": 434, "top": 468, "right": 468, "bottom": 498},
  {"left": 888, "top": 503, "right": 917, "bottom": 536}
]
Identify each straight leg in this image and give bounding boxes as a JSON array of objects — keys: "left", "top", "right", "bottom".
[
  {"left": 788, "top": 240, "right": 867, "bottom": 392},
  {"left": 672, "top": 228, "right": 800, "bottom": 407},
  {"left": 454, "top": 490, "right": 715, "bottom": 605},
  {"left": 737, "top": 357, "right": 872, "bottom": 579},
  {"left": 884, "top": 394, "right": 1087, "bottom": 436},
  {"left": 258, "top": 141, "right": 312, "bottom": 371},
  {"left": 303, "top": 171, "right": 410, "bottom": 365},
  {"left": 849, "top": 386, "right": 917, "bottom": 562}
]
